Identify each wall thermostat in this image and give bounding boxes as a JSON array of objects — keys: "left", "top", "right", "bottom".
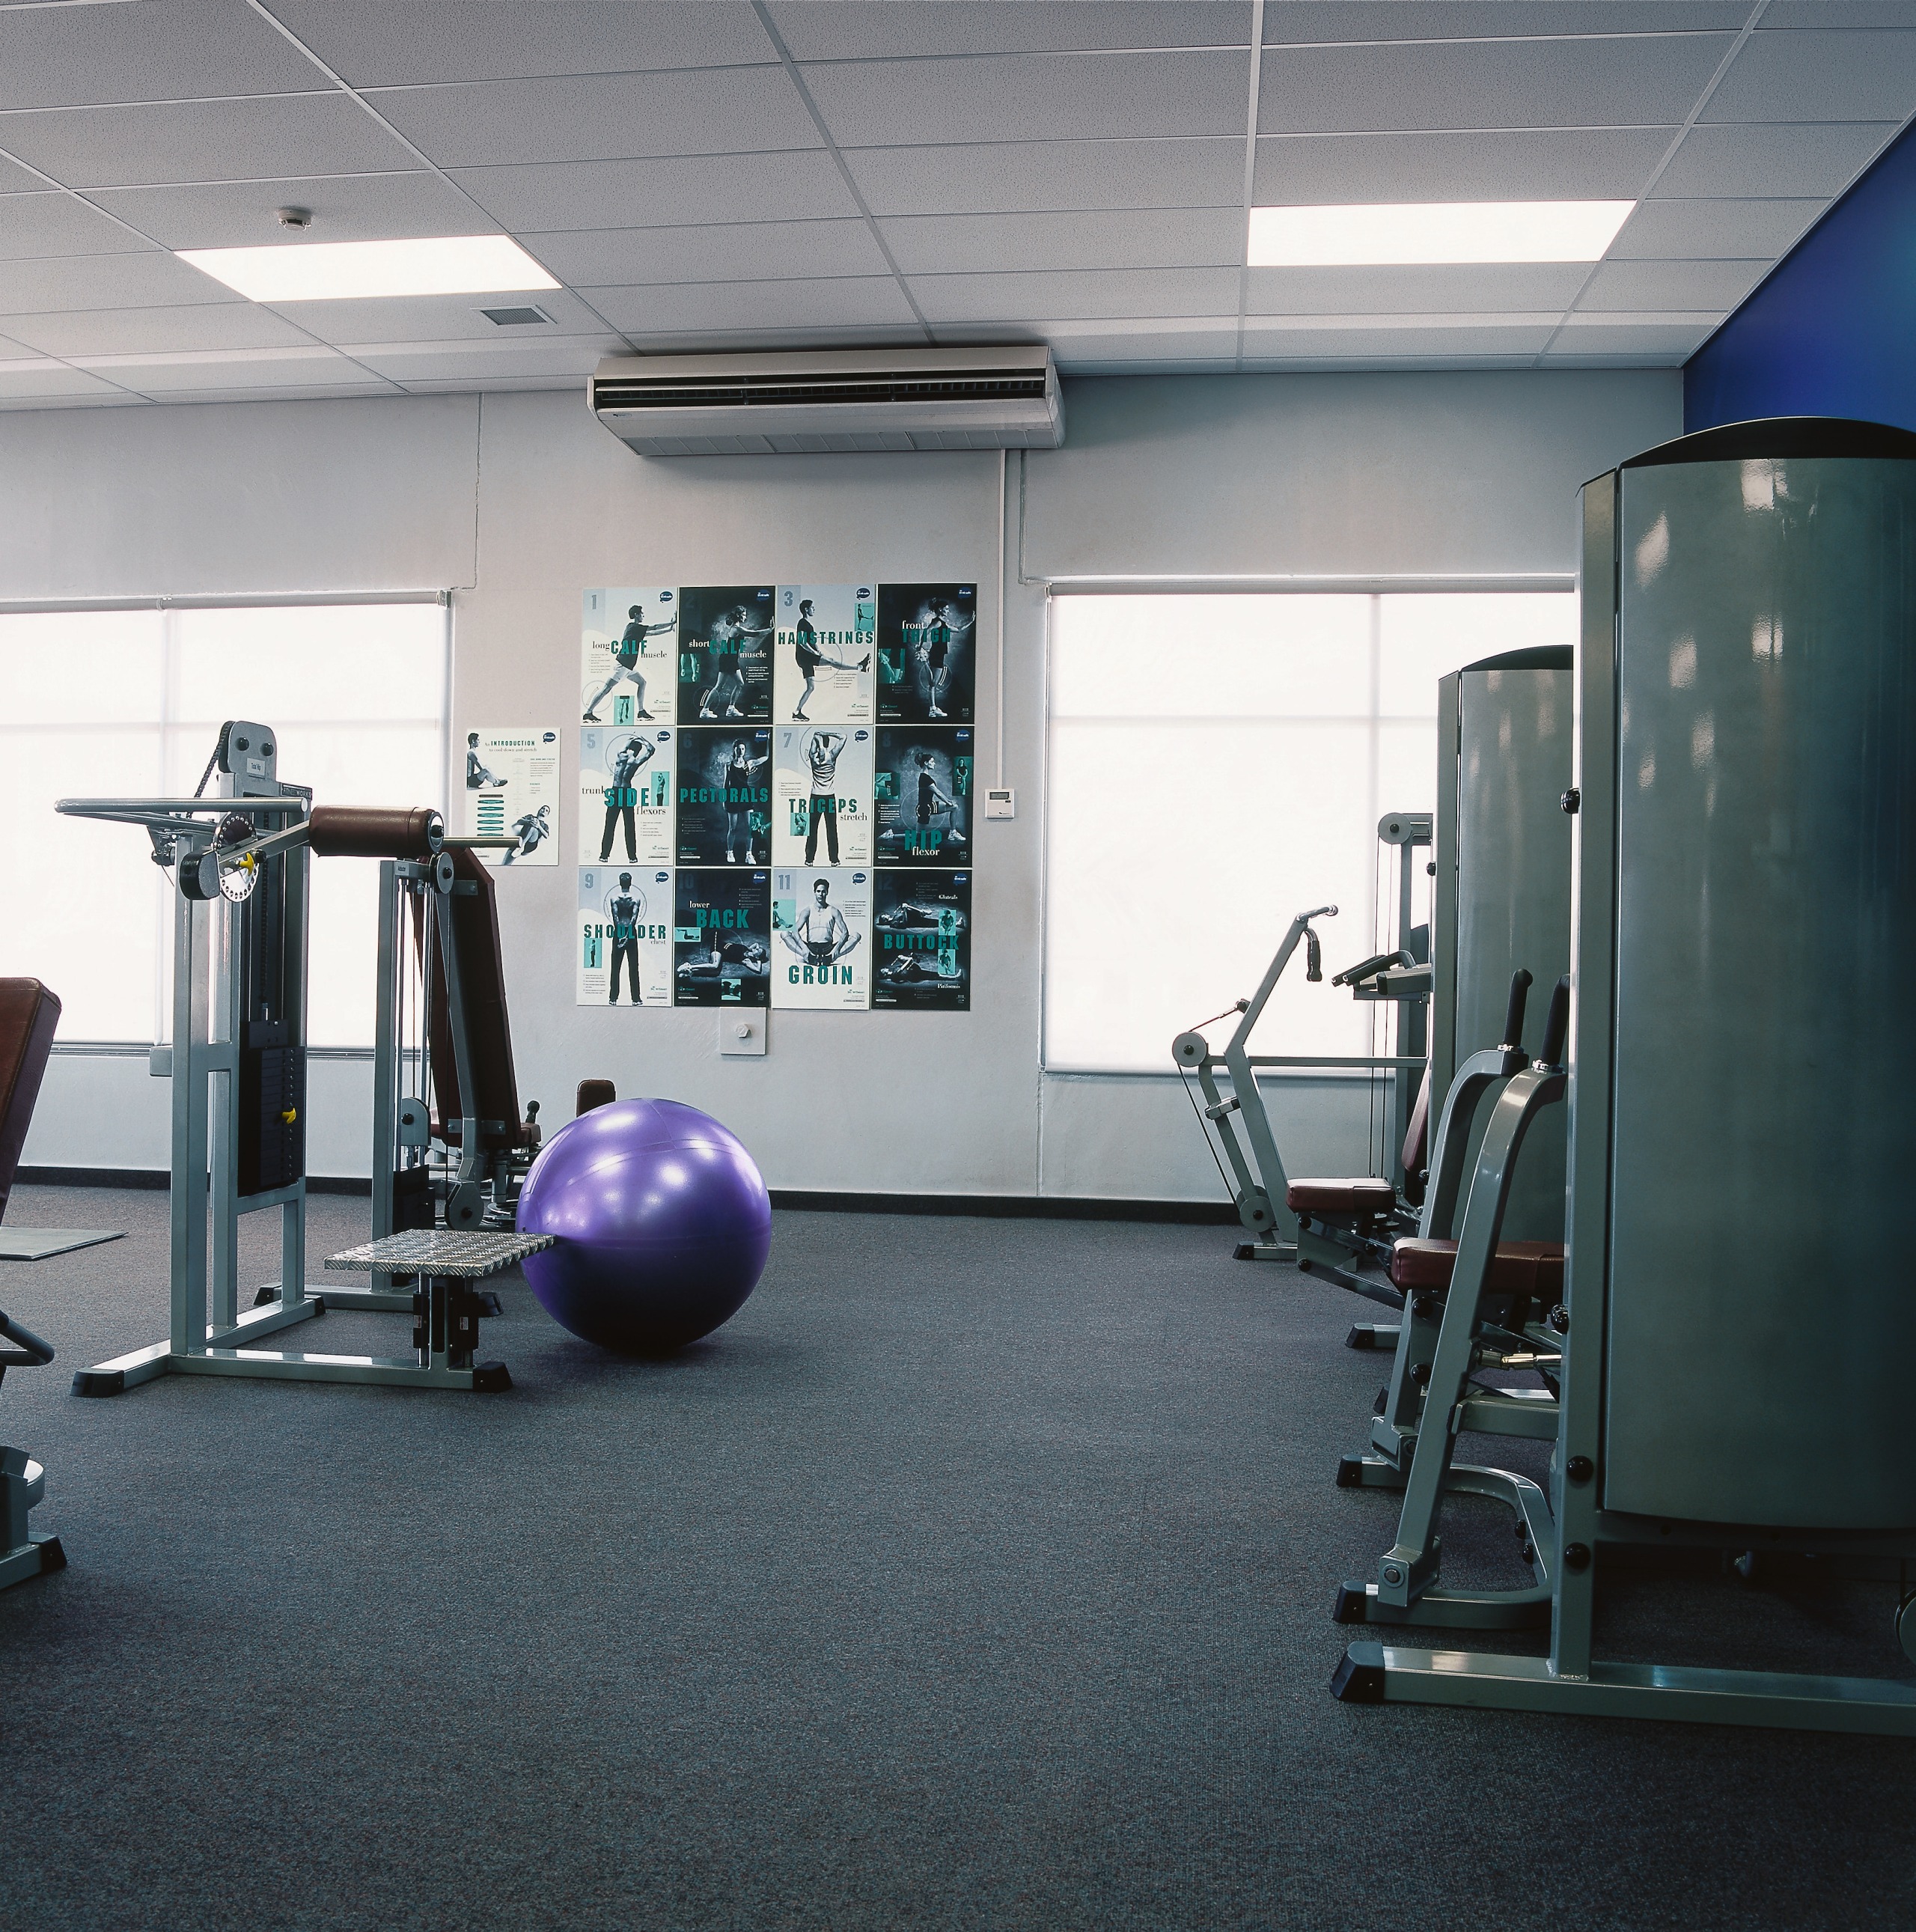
[{"left": 983, "top": 787, "right": 1016, "bottom": 820}]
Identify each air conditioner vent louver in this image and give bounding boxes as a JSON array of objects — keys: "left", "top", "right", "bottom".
[{"left": 590, "top": 346, "right": 1063, "bottom": 455}]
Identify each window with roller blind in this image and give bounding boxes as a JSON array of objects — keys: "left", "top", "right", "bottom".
[
  {"left": 0, "top": 600, "right": 447, "bottom": 1047},
  {"left": 1042, "top": 591, "right": 1576, "bottom": 1076}
]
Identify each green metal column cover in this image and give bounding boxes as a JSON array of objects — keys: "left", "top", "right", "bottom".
[{"left": 1606, "top": 427, "right": 1916, "bottom": 1529}]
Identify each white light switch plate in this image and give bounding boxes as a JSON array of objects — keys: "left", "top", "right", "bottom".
[{"left": 720, "top": 1013, "right": 768, "bottom": 1056}]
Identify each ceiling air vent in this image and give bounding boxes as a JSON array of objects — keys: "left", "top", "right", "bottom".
[
  {"left": 588, "top": 344, "right": 1064, "bottom": 455},
  {"left": 483, "top": 305, "right": 552, "bottom": 326}
]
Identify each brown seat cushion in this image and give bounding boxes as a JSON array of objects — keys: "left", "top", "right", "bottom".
[
  {"left": 1287, "top": 1177, "right": 1397, "bottom": 1215},
  {"left": 576, "top": 1078, "right": 617, "bottom": 1117},
  {"left": 1389, "top": 1237, "right": 1566, "bottom": 1297}
]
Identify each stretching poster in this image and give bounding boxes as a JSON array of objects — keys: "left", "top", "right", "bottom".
[
  {"left": 871, "top": 870, "right": 971, "bottom": 1011},
  {"left": 772, "top": 723, "right": 873, "bottom": 868},
  {"left": 580, "top": 723, "right": 674, "bottom": 866},
  {"left": 772, "top": 867, "right": 871, "bottom": 1011},
  {"left": 577, "top": 865, "right": 673, "bottom": 1007},
  {"left": 677, "top": 727, "right": 772, "bottom": 866},
  {"left": 582, "top": 588, "right": 677, "bottom": 725},
  {"left": 674, "top": 868, "right": 771, "bottom": 1007},
  {"left": 465, "top": 727, "right": 560, "bottom": 867},
  {"left": 876, "top": 583, "right": 976, "bottom": 723},
  {"left": 773, "top": 583, "right": 875, "bottom": 724},
  {"left": 873, "top": 728, "right": 971, "bottom": 866},
  {"left": 677, "top": 586, "right": 775, "bottom": 723}
]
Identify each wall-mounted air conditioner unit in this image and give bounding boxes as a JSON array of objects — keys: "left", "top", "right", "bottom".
[{"left": 588, "top": 344, "right": 1064, "bottom": 456}]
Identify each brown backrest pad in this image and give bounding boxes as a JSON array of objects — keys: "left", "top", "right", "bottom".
[
  {"left": 427, "top": 848, "right": 522, "bottom": 1147},
  {"left": 576, "top": 1078, "right": 617, "bottom": 1116},
  {"left": 0, "top": 979, "right": 60, "bottom": 1225},
  {"left": 1400, "top": 1064, "right": 1433, "bottom": 1178}
]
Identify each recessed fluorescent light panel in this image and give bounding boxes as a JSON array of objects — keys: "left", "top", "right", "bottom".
[
  {"left": 1248, "top": 201, "right": 1635, "bottom": 267},
  {"left": 177, "top": 235, "right": 560, "bottom": 302}
]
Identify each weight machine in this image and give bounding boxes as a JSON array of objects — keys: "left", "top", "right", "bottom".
[
  {"left": 58, "top": 721, "right": 539, "bottom": 1397},
  {"left": 1172, "top": 811, "right": 1432, "bottom": 1267}
]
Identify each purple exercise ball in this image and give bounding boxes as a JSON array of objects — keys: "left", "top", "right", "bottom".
[{"left": 516, "top": 1097, "right": 771, "bottom": 1355}]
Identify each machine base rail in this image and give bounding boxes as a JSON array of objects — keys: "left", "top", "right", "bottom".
[
  {"left": 75, "top": 1344, "right": 509, "bottom": 1395},
  {"left": 1331, "top": 1642, "right": 1916, "bottom": 1735},
  {"left": 0, "top": 1529, "right": 65, "bottom": 1591}
]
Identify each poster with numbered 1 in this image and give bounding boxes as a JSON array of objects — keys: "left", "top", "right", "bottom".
[
  {"left": 673, "top": 868, "right": 771, "bottom": 1007},
  {"left": 465, "top": 728, "right": 561, "bottom": 867},
  {"left": 876, "top": 582, "right": 977, "bottom": 723},
  {"left": 577, "top": 865, "right": 674, "bottom": 1007},
  {"left": 871, "top": 870, "right": 971, "bottom": 1011},
  {"left": 677, "top": 586, "right": 775, "bottom": 724},
  {"left": 676, "top": 727, "right": 772, "bottom": 866},
  {"left": 582, "top": 588, "right": 678, "bottom": 725},
  {"left": 874, "top": 727, "right": 972, "bottom": 866},
  {"left": 579, "top": 724, "right": 674, "bottom": 866},
  {"left": 773, "top": 584, "right": 875, "bottom": 723},
  {"left": 772, "top": 722, "right": 874, "bottom": 868},
  {"left": 772, "top": 867, "right": 871, "bottom": 1011}
]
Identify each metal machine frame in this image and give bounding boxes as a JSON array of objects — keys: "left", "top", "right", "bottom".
[
  {"left": 58, "top": 722, "right": 519, "bottom": 1398},
  {"left": 0, "top": 1306, "right": 62, "bottom": 1590},
  {"left": 1173, "top": 812, "right": 1431, "bottom": 1264}
]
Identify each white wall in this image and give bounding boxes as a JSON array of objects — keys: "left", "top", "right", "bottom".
[{"left": 6, "top": 369, "right": 1681, "bottom": 1198}]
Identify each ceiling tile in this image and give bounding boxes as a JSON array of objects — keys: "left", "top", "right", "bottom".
[
  {"left": 1608, "top": 197, "right": 1826, "bottom": 258},
  {"left": 0, "top": 357, "right": 130, "bottom": 400},
  {"left": 452, "top": 151, "right": 861, "bottom": 231},
  {"left": 611, "top": 323, "right": 930, "bottom": 355},
  {"left": 844, "top": 138, "right": 1242, "bottom": 216},
  {"left": 272, "top": 0, "right": 775, "bottom": 86},
  {"left": 1242, "top": 321, "right": 1558, "bottom": 356},
  {"left": 1575, "top": 257, "right": 1771, "bottom": 311},
  {"left": 1549, "top": 314, "right": 1721, "bottom": 354},
  {"left": 70, "top": 346, "right": 379, "bottom": 391},
  {"left": 909, "top": 266, "right": 1242, "bottom": 323},
  {"left": 1759, "top": 3, "right": 1916, "bottom": 24},
  {"left": 0, "top": 0, "right": 322, "bottom": 112},
  {"left": 1258, "top": 32, "right": 1734, "bottom": 133},
  {"left": 0, "top": 93, "right": 421, "bottom": 191},
  {"left": 528, "top": 221, "right": 890, "bottom": 286},
  {"left": 770, "top": 2, "right": 1253, "bottom": 58},
  {"left": 344, "top": 337, "right": 618, "bottom": 383},
  {"left": 267, "top": 287, "right": 615, "bottom": 346},
  {"left": 584, "top": 276, "right": 920, "bottom": 333},
  {"left": 1703, "top": 27, "right": 1916, "bottom": 119},
  {"left": 132, "top": 383, "right": 404, "bottom": 403},
  {"left": 0, "top": 151, "right": 46, "bottom": 192},
  {"left": 3, "top": 301, "right": 317, "bottom": 357},
  {"left": 367, "top": 69, "right": 821, "bottom": 170},
  {"left": 397, "top": 375, "right": 588, "bottom": 394},
  {"left": 879, "top": 207, "right": 1245, "bottom": 274},
  {"left": 1253, "top": 127, "right": 1676, "bottom": 202},
  {"left": 88, "top": 171, "right": 478, "bottom": 249},
  {"left": 1263, "top": 3, "right": 1751, "bottom": 37},
  {"left": 1653, "top": 119, "right": 1899, "bottom": 196},
  {"left": 0, "top": 190, "right": 151, "bottom": 260},
  {"left": 1245, "top": 263, "right": 1588, "bottom": 314},
  {"left": 802, "top": 50, "right": 1250, "bottom": 146},
  {"left": 0, "top": 248, "right": 239, "bottom": 317}
]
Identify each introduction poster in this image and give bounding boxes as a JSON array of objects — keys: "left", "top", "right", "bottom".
[{"left": 466, "top": 727, "right": 560, "bottom": 866}]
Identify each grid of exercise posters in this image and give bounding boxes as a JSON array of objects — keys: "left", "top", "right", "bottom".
[{"left": 578, "top": 583, "right": 975, "bottom": 1010}]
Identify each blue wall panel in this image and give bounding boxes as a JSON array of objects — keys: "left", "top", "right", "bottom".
[{"left": 1685, "top": 120, "right": 1916, "bottom": 433}]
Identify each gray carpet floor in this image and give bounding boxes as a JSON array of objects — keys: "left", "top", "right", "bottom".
[{"left": 0, "top": 1182, "right": 1911, "bottom": 1931}]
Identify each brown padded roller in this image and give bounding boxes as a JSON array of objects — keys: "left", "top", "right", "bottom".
[
  {"left": 308, "top": 805, "right": 443, "bottom": 859},
  {"left": 0, "top": 979, "right": 60, "bottom": 1226}
]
